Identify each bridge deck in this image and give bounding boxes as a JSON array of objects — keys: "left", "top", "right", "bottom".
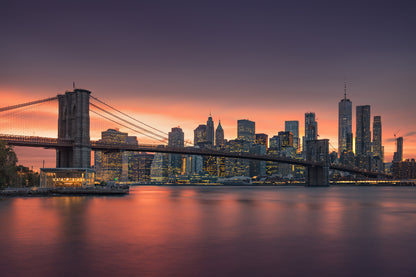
[{"left": 0, "top": 134, "right": 391, "bottom": 178}]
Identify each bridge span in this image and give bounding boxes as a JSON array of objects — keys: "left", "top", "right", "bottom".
[
  {"left": 0, "top": 134, "right": 390, "bottom": 179},
  {"left": 0, "top": 88, "right": 392, "bottom": 186}
]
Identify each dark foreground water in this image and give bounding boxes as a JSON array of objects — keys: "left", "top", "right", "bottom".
[{"left": 1, "top": 186, "right": 416, "bottom": 277}]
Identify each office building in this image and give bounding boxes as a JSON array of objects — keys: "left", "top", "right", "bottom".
[
  {"left": 150, "top": 150, "right": 169, "bottom": 182},
  {"left": 393, "top": 137, "right": 403, "bottom": 162},
  {"left": 338, "top": 85, "right": 353, "bottom": 156},
  {"left": 355, "top": 105, "right": 371, "bottom": 156},
  {"left": 250, "top": 144, "right": 266, "bottom": 177},
  {"left": 225, "top": 139, "right": 250, "bottom": 177},
  {"left": 168, "top": 127, "right": 184, "bottom": 177},
  {"left": 255, "top": 133, "right": 268, "bottom": 148},
  {"left": 137, "top": 153, "right": 154, "bottom": 182},
  {"left": 215, "top": 121, "right": 225, "bottom": 147},
  {"left": 303, "top": 112, "right": 318, "bottom": 152},
  {"left": 237, "top": 119, "right": 255, "bottom": 143},
  {"left": 206, "top": 114, "right": 214, "bottom": 147},
  {"left": 94, "top": 128, "right": 137, "bottom": 182},
  {"left": 194, "top": 124, "right": 206, "bottom": 146},
  {"left": 278, "top": 131, "right": 294, "bottom": 150},
  {"left": 269, "top": 135, "right": 280, "bottom": 150},
  {"left": 285, "top": 121, "right": 299, "bottom": 151},
  {"left": 372, "top": 116, "right": 383, "bottom": 159}
]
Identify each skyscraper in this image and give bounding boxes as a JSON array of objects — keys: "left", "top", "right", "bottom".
[
  {"left": 278, "top": 131, "right": 294, "bottom": 150},
  {"left": 168, "top": 127, "right": 184, "bottom": 176},
  {"left": 285, "top": 121, "right": 299, "bottom": 151},
  {"left": 372, "top": 116, "right": 383, "bottom": 159},
  {"left": 338, "top": 84, "right": 353, "bottom": 156},
  {"left": 206, "top": 114, "right": 214, "bottom": 147},
  {"left": 237, "top": 119, "right": 255, "bottom": 143},
  {"left": 194, "top": 124, "right": 206, "bottom": 146},
  {"left": 355, "top": 105, "right": 371, "bottom": 156},
  {"left": 393, "top": 137, "right": 403, "bottom": 162},
  {"left": 215, "top": 120, "right": 225, "bottom": 147},
  {"left": 303, "top": 112, "right": 317, "bottom": 153},
  {"left": 94, "top": 128, "right": 137, "bottom": 182},
  {"left": 255, "top": 133, "right": 268, "bottom": 148}
]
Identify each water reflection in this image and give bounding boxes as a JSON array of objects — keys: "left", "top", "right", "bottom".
[{"left": 1, "top": 186, "right": 416, "bottom": 276}]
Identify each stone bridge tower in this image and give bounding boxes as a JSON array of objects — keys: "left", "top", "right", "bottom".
[
  {"left": 306, "top": 139, "right": 329, "bottom": 186},
  {"left": 56, "top": 89, "right": 91, "bottom": 168}
]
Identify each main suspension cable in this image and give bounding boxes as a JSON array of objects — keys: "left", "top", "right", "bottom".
[
  {"left": 90, "top": 95, "right": 168, "bottom": 136},
  {"left": 0, "top": 97, "right": 58, "bottom": 113},
  {"left": 90, "top": 109, "right": 167, "bottom": 143},
  {"left": 90, "top": 103, "right": 168, "bottom": 141}
]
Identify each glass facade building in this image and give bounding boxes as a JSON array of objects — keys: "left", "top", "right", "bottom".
[
  {"left": 237, "top": 119, "right": 255, "bottom": 143},
  {"left": 338, "top": 94, "right": 352, "bottom": 157}
]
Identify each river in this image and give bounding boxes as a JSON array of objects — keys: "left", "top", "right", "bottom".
[{"left": 1, "top": 186, "right": 416, "bottom": 276}]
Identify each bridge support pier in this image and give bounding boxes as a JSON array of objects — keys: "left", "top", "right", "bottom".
[
  {"left": 305, "top": 139, "right": 329, "bottom": 187},
  {"left": 56, "top": 89, "right": 91, "bottom": 168},
  {"left": 306, "top": 165, "right": 329, "bottom": 186}
]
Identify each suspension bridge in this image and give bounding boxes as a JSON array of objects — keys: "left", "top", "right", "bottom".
[{"left": 0, "top": 88, "right": 391, "bottom": 186}]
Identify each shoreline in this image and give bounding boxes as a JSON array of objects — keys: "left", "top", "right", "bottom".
[{"left": 0, "top": 186, "right": 129, "bottom": 198}]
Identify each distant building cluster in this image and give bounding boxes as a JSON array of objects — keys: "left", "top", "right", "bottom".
[{"left": 93, "top": 84, "right": 413, "bottom": 182}]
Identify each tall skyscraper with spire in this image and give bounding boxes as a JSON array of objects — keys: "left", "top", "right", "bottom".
[
  {"left": 215, "top": 120, "right": 225, "bottom": 147},
  {"left": 206, "top": 114, "right": 214, "bottom": 147},
  {"left": 338, "top": 82, "right": 353, "bottom": 157}
]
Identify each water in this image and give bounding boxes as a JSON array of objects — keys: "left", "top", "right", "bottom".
[{"left": 1, "top": 186, "right": 416, "bottom": 277}]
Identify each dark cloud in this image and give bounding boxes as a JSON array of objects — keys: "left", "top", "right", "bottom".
[{"left": 404, "top": 131, "right": 416, "bottom": 137}]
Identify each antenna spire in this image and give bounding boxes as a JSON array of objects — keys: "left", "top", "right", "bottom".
[
  {"left": 73, "top": 81, "right": 75, "bottom": 89},
  {"left": 344, "top": 81, "right": 347, "bottom": 100}
]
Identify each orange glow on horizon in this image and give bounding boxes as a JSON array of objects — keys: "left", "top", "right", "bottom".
[{"left": 2, "top": 89, "right": 416, "bottom": 170}]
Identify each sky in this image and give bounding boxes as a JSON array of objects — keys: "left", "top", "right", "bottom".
[{"left": 1, "top": 0, "right": 415, "bottom": 169}]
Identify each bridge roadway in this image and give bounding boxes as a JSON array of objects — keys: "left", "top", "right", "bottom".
[{"left": 0, "top": 134, "right": 390, "bottom": 178}]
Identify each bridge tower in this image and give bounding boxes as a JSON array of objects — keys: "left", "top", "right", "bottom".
[
  {"left": 56, "top": 89, "right": 91, "bottom": 168},
  {"left": 306, "top": 139, "right": 329, "bottom": 186}
]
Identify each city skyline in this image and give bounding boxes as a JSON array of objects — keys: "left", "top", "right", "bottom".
[
  {"left": 1, "top": 0, "right": 415, "bottom": 169},
  {"left": 3, "top": 90, "right": 416, "bottom": 170}
]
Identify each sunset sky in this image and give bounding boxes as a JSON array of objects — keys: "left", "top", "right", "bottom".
[{"left": 1, "top": 0, "right": 415, "bottom": 170}]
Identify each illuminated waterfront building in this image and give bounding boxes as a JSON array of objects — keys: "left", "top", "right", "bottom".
[
  {"left": 183, "top": 147, "right": 204, "bottom": 176},
  {"left": 125, "top": 136, "right": 139, "bottom": 181},
  {"left": 225, "top": 139, "right": 250, "bottom": 177},
  {"left": 250, "top": 143, "right": 266, "bottom": 177},
  {"left": 392, "top": 159, "right": 416, "bottom": 179},
  {"left": 150, "top": 150, "right": 169, "bottom": 182},
  {"left": 194, "top": 118, "right": 216, "bottom": 176},
  {"left": 338, "top": 85, "right": 353, "bottom": 157},
  {"left": 137, "top": 153, "right": 154, "bottom": 182},
  {"left": 285, "top": 121, "right": 299, "bottom": 151},
  {"left": 168, "top": 127, "right": 184, "bottom": 177},
  {"left": 237, "top": 119, "right": 255, "bottom": 143},
  {"left": 94, "top": 128, "right": 138, "bottom": 182},
  {"left": 255, "top": 133, "right": 268, "bottom": 148}
]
